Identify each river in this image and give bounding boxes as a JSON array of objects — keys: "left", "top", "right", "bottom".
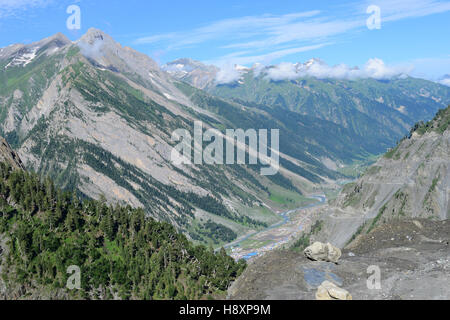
[{"left": 223, "top": 194, "right": 327, "bottom": 260}]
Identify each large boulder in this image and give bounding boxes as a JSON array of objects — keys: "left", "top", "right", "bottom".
[
  {"left": 316, "top": 281, "right": 352, "bottom": 300},
  {"left": 326, "top": 243, "right": 342, "bottom": 263},
  {"left": 304, "top": 242, "right": 342, "bottom": 263}
]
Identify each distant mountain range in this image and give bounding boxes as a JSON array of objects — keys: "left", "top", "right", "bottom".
[
  {"left": 1, "top": 29, "right": 449, "bottom": 245},
  {"left": 164, "top": 58, "right": 450, "bottom": 158}
]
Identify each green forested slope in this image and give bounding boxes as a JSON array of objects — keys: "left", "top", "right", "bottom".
[{"left": 0, "top": 163, "right": 246, "bottom": 299}]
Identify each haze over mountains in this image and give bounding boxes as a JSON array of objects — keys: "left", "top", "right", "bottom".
[{"left": 1, "top": 28, "right": 449, "bottom": 248}]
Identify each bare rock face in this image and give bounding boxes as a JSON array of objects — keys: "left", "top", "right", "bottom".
[
  {"left": 0, "top": 137, "right": 24, "bottom": 170},
  {"left": 304, "top": 242, "right": 342, "bottom": 263},
  {"left": 316, "top": 281, "right": 352, "bottom": 300},
  {"left": 338, "top": 107, "right": 450, "bottom": 222},
  {"left": 162, "top": 58, "right": 219, "bottom": 90},
  {"left": 311, "top": 106, "right": 450, "bottom": 249}
]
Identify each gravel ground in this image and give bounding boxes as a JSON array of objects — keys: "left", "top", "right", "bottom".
[{"left": 228, "top": 219, "right": 450, "bottom": 300}]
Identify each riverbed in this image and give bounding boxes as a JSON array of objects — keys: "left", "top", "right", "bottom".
[{"left": 225, "top": 194, "right": 327, "bottom": 260}]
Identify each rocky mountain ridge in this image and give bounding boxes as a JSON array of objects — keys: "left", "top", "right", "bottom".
[
  {"left": 328, "top": 105, "right": 450, "bottom": 244},
  {"left": 1, "top": 29, "right": 449, "bottom": 247},
  {"left": 0, "top": 29, "right": 341, "bottom": 245},
  {"left": 165, "top": 58, "right": 450, "bottom": 159}
]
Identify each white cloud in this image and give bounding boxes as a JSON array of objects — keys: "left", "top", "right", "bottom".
[
  {"left": 362, "top": 58, "right": 412, "bottom": 80},
  {"left": 438, "top": 77, "right": 450, "bottom": 86},
  {"left": 261, "top": 58, "right": 413, "bottom": 82},
  {"left": 77, "top": 38, "right": 105, "bottom": 61},
  {"left": 0, "top": 0, "right": 53, "bottom": 18},
  {"left": 364, "top": 0, "right": 450, "bottom": 22},
  {"left": 135, "top": 0, "right": 450, "bottom": 68},
  {"left": 134, "top": 32, "right": 178, "bottom": 45},
  {"left": 212, "top": 58, "right": 413, "bottom": 84},
  {"left": 206, "top": 43, "right": 330, "bottom": 67},
  {"left": 135, "top": 10, "right": 322, "bottom": 48},
  {"left": 264, "top": 62, "right": 299, "bottom": 81},
  {"left": 303, "top": 60, "right": 359, "bottom": 79},
  {"left": 222, "top": 18, "right": 360, "bottom": 51},
  {"left": 0, "top": 0, "right": 48, "bottom": 7},
  {"left": 135, "top": 10, "right": 353, "bottom": 66},
  {"left": 252, "top": 63, "right": 265, "bottom": 77},
  {"left": 215, "top": 63, "right": 242, "bottom": 84}
]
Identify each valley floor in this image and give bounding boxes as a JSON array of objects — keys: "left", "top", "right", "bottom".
[{"left": 224, "top": 195, "right": 327, "bottom": 260}]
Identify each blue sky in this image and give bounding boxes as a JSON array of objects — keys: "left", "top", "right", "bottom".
[{"left": 0, "top": 0, "right": 449, "bottom": 80}]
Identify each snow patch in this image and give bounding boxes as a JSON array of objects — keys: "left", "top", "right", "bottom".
[
  {"left": 163, "top": 92, "right": 175, "bottom": 100},
  {"left": 395, "top": 105, "right": 407, "bottom": 114},
  {"left": 5, "top": 47, "right": 38, "bottom": 69},
  {"left": 47, "top": 47, "right": 60, "bottom": 55}
]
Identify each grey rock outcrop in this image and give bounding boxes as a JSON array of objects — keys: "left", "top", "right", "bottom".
[
  {"left": 315, "top": 280, "right": 352, "bottom": 300},
  {"left": 0, "top": 137, "right": 24, "bottom": 170},
  {"left": 304, "top": 242, "right": 342, "bottom": 263}
]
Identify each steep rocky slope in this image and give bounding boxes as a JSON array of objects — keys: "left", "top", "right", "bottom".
[
  {"left": 0, "top": 29, "right": 339, "bottom": 245},
  {"left": 0, "top": 136, "right": 24, "bottom": 170},
  {"left": 326, "top": 106, "right": 450, "bottom": 245},
  {"left": 295, "top": 106, "right": 450, "bottom": 248}
]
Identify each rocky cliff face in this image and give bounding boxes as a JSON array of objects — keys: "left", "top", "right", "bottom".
[
  {"left": 162, "top": 58, "right": 219, "bottom": 89},
  {"left": 337, "top": 129, "right": 449, "bottom": 219},
  {"left": 339, "top": 106, "right": 449, "bottom": 222},
  {"left": 0, "top": 136, "right": 24, "bottom": 170},
  {"left": 310, "top": 106, "right": 450, "bottom": 248}
]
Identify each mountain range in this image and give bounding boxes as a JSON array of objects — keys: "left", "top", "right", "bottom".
[
  {"left": 164, "top": 58, "right": 450, "bottom": 158},
  {"left": 1, "top": 28, "right": 450, "bottom": 246},
  {"left": 0, "top": 28, "right": 449, "bottom": 301}
]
